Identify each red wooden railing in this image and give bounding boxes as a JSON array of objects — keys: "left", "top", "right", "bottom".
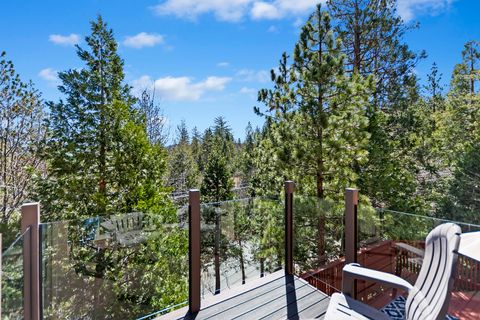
[{"left": 300, "top": 240, "right": 480, "bottom": 309}]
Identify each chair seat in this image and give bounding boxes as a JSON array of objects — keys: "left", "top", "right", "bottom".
[{"left": 325, "top": 293, "right": 391, "bottom": 320}]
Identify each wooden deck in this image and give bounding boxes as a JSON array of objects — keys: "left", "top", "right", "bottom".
[{"left": 158, "top": 270, "right": 330, "bottom": 320}]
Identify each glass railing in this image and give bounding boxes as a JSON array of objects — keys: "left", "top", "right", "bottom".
[
  {"left": 1, "top": 228, "right": 28, "bottom": 320},
  {"left": 200, "top": 197, "right": 283, "bottom": 298},
  {"left": 293, "top": 196, "right": 345, "bottom": 295},
  {"left": 40, "top": 211, "right": 188, "bottom": 320}
]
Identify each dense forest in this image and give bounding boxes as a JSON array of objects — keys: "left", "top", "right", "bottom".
[
  {"left": 1, "top": 1, "right": 480, "bottom": 243},
  {"left": 1, "top": 1, "right": 480, "bottom": 316}
]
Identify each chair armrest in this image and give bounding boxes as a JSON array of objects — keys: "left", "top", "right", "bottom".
[
  {"left": 342, "top": 263, "right": 414, "bottom": 296},
  {"left": 394, "top": 242, "right": 425, "bottom": 257}
]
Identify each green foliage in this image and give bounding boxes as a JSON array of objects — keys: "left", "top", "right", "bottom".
[
  {"left": 255, "top": 4, "right": 372, "bottom": 200},
  {"left": 36, "top": 16, "right": 170, "bottom": 221},
  {"left": 441, "top": 141, "right": 480, "bottom": 224},
  {"left": 167, "top": 121, "right": 200, "bottom": 193},
  {"left": 201, "top": 117, "right": 235, "bottom": 203},
  {"left": 0, "top": 51, "right": 46, "bottom": 248}
]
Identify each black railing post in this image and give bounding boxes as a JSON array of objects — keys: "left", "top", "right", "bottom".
[
  {"left": 189, "top": 190, "right": 201, "bottom": 313},
  {"left": 285, "top": 181, "right": 294, "bottom": 275},
  {"left": 343, "top": 188, "right": 359, "bottom": 298},
  {"left": 21, "top": 203, "right": 41, "bottom": 320}
]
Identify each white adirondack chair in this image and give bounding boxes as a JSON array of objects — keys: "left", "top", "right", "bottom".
[{"left": 325, "top": 223, "right": 461, "bottom": 320}]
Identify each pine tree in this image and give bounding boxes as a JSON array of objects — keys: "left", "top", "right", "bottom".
[
  {"left": 167, "top": 121, "right": 199, "bottom": 193},
  {"left": 200, "top": 117, "right": 235, "bottom": 295},
  {"left": 191, "top": 126, "right": 202, "bottom": 167},
  {"left": 441, "top": 41, "right": 480, "bottom": 163},
  {"left": 271, "top": 4, "right": 372, "bottom": 200},
  {"left": 256, "top": 4, "right": 371, "bottom": 262},
  {"left": 436, "top": 41, "right": 480, "bottom": 223},
  {"left": 327, "top": 0, "right": 430, "bottom": 212},
  {"left": 201, "top": 118, "right": 234, "bottom": 202},
  {"left": 37, "top": 16, "right": 170, "bottom": 221},
  {"left": 327, "top": 0, "right": 423, "bottom": 112}
]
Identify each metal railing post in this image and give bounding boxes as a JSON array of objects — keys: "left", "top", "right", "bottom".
[
  {"left": 21, "top": 202, "right": 40, "bottom": 320},
  {"left": 188, "top": 190, "right": 201, "bottom": 313},
  {"left": 285, "top": 181, "right": 294, "bottom": 275},
  {"left": 343, "top": 188, "right": 359, "bottom": 298}
]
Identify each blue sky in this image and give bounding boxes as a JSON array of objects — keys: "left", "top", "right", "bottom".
[{"left": 1, "top": 0, "right": 479, "bottom": 141}]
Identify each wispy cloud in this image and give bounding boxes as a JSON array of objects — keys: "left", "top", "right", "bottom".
[
  {"left": 151, "top": 0, "right": 322, "bottom": 22},
  {"left": 236, "top": 69, "right": 270, "bottom": 83},
  {"left": 123, "top": 32, "right": 165, "bottom": 49},
  {"left": 38, "top": 68, "right": 59, "bottom": 85},
  {"left": 267, "top": 25, "right": 279, "bottom": 33},
  {"left": 151, "top": 0, "right": 252, "bottom": 22},
  {"left": 240, "top": 86, "right": 257, "bottom": 94},
  {"left": 217, "top": 62, "right": 230, "bottom": 68},
  {"left": 397, "top": 0, "right": 455, "bottom": 21},
  {"left": 132, "top": 75, "right": 232, "bottom": 101},
  {"left": 49, "top": 33, "right": 81, "bottom": 46}
]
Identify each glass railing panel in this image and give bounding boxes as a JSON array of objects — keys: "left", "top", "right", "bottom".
[
  {"left": 293, "top": 196, "right": 345, "bottom": 295},
  {"left": 200, "top": 197, "right": 283, "bottom": 298},
  {"left": 40, "top": 211, "right": 188, "bottom": 320},
  {"left": 1, "top": 228, "right": 27, "bottom": 320}
]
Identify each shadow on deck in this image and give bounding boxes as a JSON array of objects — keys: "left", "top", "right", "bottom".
[{"left": 158, "top": 270, "right": 330, "bottom": 320}]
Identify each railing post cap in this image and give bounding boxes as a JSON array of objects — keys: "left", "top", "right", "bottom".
[
  {"left": 21, "top": 202, "right": 40, "bottom": 208},
  {"left": 285, "top": 181, "right": 295, "bottom": 193},
  {"left": 189, "top": 189, "right": 200, "bottom": 193},
  {"left": 345, "top": 188, "right": 359, "bottom": 204}
]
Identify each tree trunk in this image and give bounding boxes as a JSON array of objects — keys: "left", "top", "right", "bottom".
[
  {"left": 316, "top": 156, "right": 326, "bottom": 265},
  {"left": 239, "top": 238, "right": 246, "bottom": 285},
  {"left": 353, "top": 0, "right": 361, "bottom": 75},
  {"left": 214, "top": 209, "right": 221, "bottom": 294},
  {"left": 260, "top": 257, "right": 265, "bottom": 277}
]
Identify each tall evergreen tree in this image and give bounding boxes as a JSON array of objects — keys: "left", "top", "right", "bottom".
[
  {"left": 327, "top": 0, "right": 423, "bottom": 111},
  {"left": 167, "top": 121, "right": 199, "bottom": 193},
  {"left": 256, "top": 5, "right": 371, "bottom": 262},
  {"left": 327, "top": 0, "right": 427, "bottom": 211},
  {"left": 37, "top": 16, "right": 170, "bottom": 221}
]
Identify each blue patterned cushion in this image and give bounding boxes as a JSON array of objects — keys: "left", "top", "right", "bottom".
[{"left": 380, "top": 296, "right": 459, "bottom": 320}]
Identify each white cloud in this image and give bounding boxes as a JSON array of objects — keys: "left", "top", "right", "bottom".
[
  {"left": 217, "top": 62, "right": 230, "bottom": 67},
  {"left": 49, "top": 33, "right": 81, "bottom": 46},
  {"left": 251, "top": 2, "right": 282, "bottom": 20},
  {"left": 152, "top": 0, "right": 253, "bottom": 22},
  {"left": 132, "top": 75, "right": 232, "bottom": 101},
  {"left": 38, "top": 68, "right": 59, "bottom": 84},
  {"left": 397, "top": 0, "right": 455, "bottom": 22},
  {"left": 151, "top": 0, "right": 322, "bottom": 22},
  {"left": 252, "top": 0, "right": 321, "bottom": 20},
  {"left": 123, "top": 32, "right": 164, "bottom": 49},
  {"left": 236, "top": 69, "right": 270, "bottom": 83}
]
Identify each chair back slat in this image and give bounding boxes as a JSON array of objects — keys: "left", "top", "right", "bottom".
[{"left": 405, "top": 223, "right": 461, "bottom": 320}]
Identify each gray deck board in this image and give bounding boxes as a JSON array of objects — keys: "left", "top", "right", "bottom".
[{"left": 158, "top": 271, "right": 330, "bottom": 320}]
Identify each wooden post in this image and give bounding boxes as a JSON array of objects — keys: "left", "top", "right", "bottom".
[
  {"left": 188, "top": 190, "right": 201, "bottom": 313},
  {"left": 21, "top": 203, "right": 40, "bottom": 320},
  {"left": 285, "top": 181, "right": 294, "bottom": 275},
  {"left": 343, "top": 189, "right": 359, "bottom": 298}
]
